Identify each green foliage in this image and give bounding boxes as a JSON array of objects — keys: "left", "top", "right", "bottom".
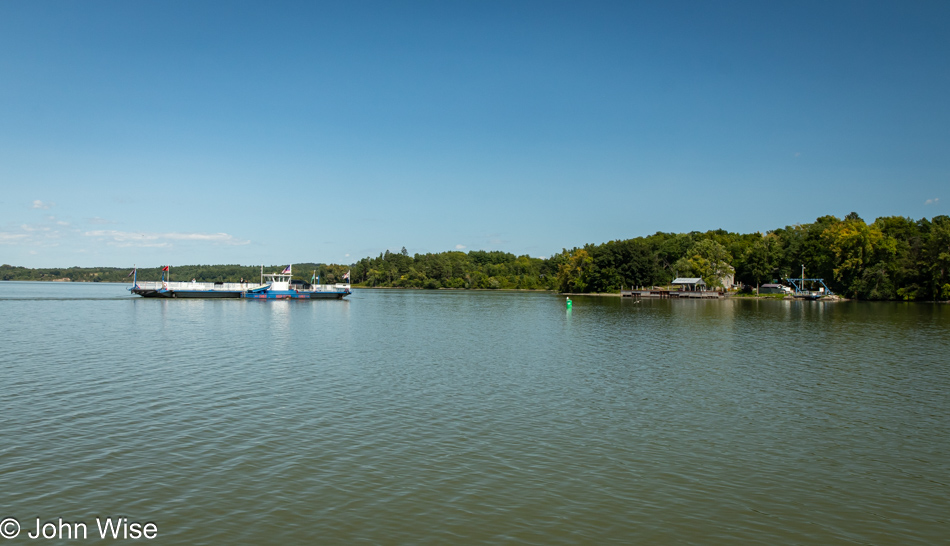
[
  {"left": 682, "top": 239, "right": 734, "bottom": 288},
  {"left": 550, "top": 213, "right": 949, "bottom": 299},
  {"left": 348, "top": 249, "right": 556, "bottom": 290},
  {"left": 822, "top": 217, "right": 884, "bottom": 297},
  {"left": 555, "top": 249, "right": 592, "bottom": 292},
  {"left": 741, "top": 233, "right": 782, "bottom": 290}
]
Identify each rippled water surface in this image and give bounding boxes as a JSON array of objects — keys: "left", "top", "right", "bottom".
[{"left": 1, "top": 282, "right": 948, "bottom": 544}]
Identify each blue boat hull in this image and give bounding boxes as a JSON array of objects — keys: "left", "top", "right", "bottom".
[{"left": 241, "top": 290, "right": 349, "bottom": 300}]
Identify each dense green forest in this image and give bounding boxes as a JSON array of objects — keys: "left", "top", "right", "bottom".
[
  {"left": 350, "top": 248, "right": 556, "bottom": 290},
  {"left": 350, "top": 213, "right": 950, "bottom": 300},
  {"left": 3, "top": 214, "right": 949, "bottom": 300}
]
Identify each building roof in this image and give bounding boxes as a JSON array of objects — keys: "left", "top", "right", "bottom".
[{"left": 672, "top": 277, "right": 705, "bottom": 285}]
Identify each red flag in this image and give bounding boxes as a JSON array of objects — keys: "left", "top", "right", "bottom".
[{"left": 161, "top": 266, "right": 169, "bottom": 272}]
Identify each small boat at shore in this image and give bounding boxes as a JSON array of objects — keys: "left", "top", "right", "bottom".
[{"left": 130, "top": 266, "right": 350, "bottom": 300}]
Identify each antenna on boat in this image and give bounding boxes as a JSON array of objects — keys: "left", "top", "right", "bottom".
[{"left": 261, "top": 263, "right": 263, "bottom": 285}]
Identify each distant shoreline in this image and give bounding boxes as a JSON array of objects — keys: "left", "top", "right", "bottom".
[
  {"left": 353, "top": 285, "right": 554, "bottom": 293},
  {"left": 3, "top": 280, "right": 946, "bottom": 302}
]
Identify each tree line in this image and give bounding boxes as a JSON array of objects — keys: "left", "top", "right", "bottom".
[
  {"left": 0, "top": 263, "right": 351, "bottom": 285},
  {"left": 350, "top": 248, "right": 556, "bottom": 290},
  {"left": 353, "top": 213, "right": 950, "bottom": 300},
  {"left": 549, "top": 213, "right": 949, "bottom": 300},
  {"left": 3, "top": 213, "right": 948, "bottom": 300}
]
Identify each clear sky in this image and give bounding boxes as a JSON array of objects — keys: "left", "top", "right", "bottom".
[{"left": 1, "top": 1, "right": 947, "bottom": 268}]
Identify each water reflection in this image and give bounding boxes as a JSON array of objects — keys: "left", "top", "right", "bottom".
[{"left": 0, "top": 287, "right": 947, "bottom": 544}]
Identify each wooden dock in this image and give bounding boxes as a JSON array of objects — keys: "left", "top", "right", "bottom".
[{"left": 621, "top": 289, "right": 727, "bottom": 299}]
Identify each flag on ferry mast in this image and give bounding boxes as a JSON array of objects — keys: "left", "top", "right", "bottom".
[
  {"left": 281, "top": 265, "right": 291, "bottom": 274},
  {"left": 161, "top": 265, "right": 169, "bottom": 272},
  {"left": 343, "top": 270, "right": 350, "bottom": 281},
  {"left": 127, "top": 268, "right": 136, "bottom": 277}
]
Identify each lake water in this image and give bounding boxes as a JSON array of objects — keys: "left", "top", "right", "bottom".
[{"left": 1, "top": 282, "right": 947, "bottom": 544}]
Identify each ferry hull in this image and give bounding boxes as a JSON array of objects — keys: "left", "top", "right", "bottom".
[{"left": 132, "top": 289, "right": 242, "bottom": 298}]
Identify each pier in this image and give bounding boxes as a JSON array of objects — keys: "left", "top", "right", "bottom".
[
  {"left": 621, "top": 277, "right": 727, "bottom": 299},
  {"left": 621, "top": 289, "right": 727, "bottom": 299}
]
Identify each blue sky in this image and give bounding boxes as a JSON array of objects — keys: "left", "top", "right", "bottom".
[{"left": 1, "top": 1, "right": 947, "bottom": 268}]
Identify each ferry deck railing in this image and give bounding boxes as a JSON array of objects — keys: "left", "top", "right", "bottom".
[{"left": 303, "top": 283, "right": 352, "bottom": 292}]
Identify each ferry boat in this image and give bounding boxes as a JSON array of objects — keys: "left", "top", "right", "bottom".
[{"left": 130, "top": 266, "right": 351, "bottom": 300}]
